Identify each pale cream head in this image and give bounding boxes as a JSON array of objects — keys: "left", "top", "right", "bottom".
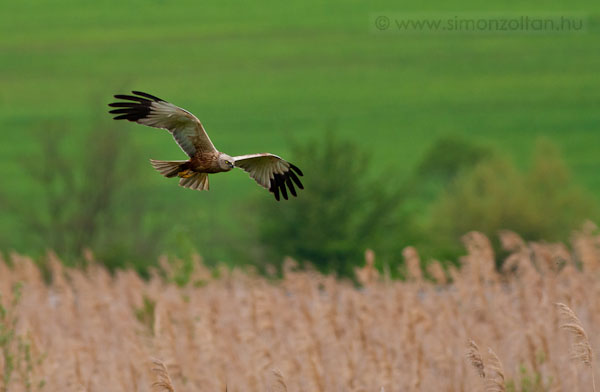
[{"left": 218, "top": 153, "right": 235, "bottom": 171}]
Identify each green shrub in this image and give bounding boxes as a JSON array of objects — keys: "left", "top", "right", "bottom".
[
  {"left": 414, "top": 136, "right": 492, "bottom": 190},
  {"left": 258, "top": 133, "right": 401, "bottom": 278},
  {"left": 426, "top": 139, "right": 597, "bottom": 260},
  {"left": 394, "top": 136, "right": 494, "bottom": 260},
  {"left": 13, "top": 116, "right": 166, "bottom": 274}
]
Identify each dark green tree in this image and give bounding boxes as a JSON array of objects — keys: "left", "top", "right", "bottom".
[
  {"left": 11, "top": 116, "right": 166, "bottom": 274},
  {"left": 426, "top": 139, "right": 598, "bottom": 261},
  {"left": 258, "top": 133, "right": 400, "bottom": 277}
]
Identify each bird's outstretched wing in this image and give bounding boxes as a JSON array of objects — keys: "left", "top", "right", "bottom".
[
  {"left": 108, "top": 91, "right": 216, "bottom": 157},
  {"left": 233, "top": 154, "right": 304, "bottom": 201}
]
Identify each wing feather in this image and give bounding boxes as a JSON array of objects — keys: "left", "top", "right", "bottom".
[
  {"left": 108, "top": 91, "right": 216, "bottom": 157},
  {"left": 233, "top": 153, "right": 304, "bottom": 201}
]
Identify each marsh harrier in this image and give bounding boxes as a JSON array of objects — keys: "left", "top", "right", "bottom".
[{"left": 108, "top": 91, "right": 303, "bottom": 200}]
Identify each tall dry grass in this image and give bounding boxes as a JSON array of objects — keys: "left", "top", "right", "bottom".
[{"left": 1, "top": 225, "right": 600, "bottom": 391}]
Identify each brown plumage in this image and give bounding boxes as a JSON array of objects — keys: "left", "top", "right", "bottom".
[{"left": 108, "top": 91, "right": 303, "bottom": 200}]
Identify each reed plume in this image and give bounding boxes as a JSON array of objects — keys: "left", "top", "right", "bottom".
[
  {"left": 556, "top": 302, "right": 596, "bottom": 392},
  {"left": 268, "top": 369, "right": 287, "bottom": 392},
  {"left": 485, "top": 348, "right": 505, "bottom": 392},
  {"left": 151, "top": 359, "right": 176, "bottom": 392},
  {"left": 466, "top": 340, "right": 485, "bottom": 378}
]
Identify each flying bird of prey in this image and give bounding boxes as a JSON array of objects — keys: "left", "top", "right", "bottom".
[{"left": 108, "top": 91, "right": 303, "bottom": 201}]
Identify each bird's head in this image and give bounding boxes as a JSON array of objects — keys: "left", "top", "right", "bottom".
[{"left": 218, "top": 153, "right": 235, "bottom": 171}]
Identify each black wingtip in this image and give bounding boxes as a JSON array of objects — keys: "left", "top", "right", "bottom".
[
  {"left": 285, "top": 177, "right": 297, "bottom": 197},
  {"left": 109, "top": 92, "right": 160, "bottom": 121},
  {"left": 131, "top": 91, "right": 164, "bottom": 102},
  {"left": 289, "top": 171, "right": 304, "bottom": 190},
  {"left": 279, "top": 174, "right": 289, "bottom": 200},
  {"left": 267, "top": 164, "right": 304, "bottom": 201},
  {"left": 108, "top": 102, "right": 137, "bottom": 108},
  {"left": 289, "top": 164, "right": 303, "bottom": 176},
  {"left": 113, "top": 94, "right": 147, "bottom": 102}
]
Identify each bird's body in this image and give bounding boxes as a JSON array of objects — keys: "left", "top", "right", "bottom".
[
  {"left": 190, "top": 152, "right": 229, "bottom": 173},
  {"left": 108, "top": 91, "right": 303, "bottom": 200}
]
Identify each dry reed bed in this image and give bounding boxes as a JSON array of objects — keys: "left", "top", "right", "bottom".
[{"left": 2, "top": 226, "right": 600, "bottom": 391}]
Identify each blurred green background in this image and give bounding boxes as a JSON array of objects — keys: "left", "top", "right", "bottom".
[{"left": 1, "top": 0, "right": 599, "bottom": 275}]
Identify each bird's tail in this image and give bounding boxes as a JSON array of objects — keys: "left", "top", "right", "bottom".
[
  {"left": 149, "top": 159, "right": 209, "bottom": 191},
  {"left": 179, "top": 172, "right": 209, "bottom": 191},
  {"left": 149, "top": 159, "right": 189, "bottom": 178}
]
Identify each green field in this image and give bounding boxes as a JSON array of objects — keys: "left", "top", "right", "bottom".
[{"left": 1, "top": 0, "right": 599, "bottom": 262}]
